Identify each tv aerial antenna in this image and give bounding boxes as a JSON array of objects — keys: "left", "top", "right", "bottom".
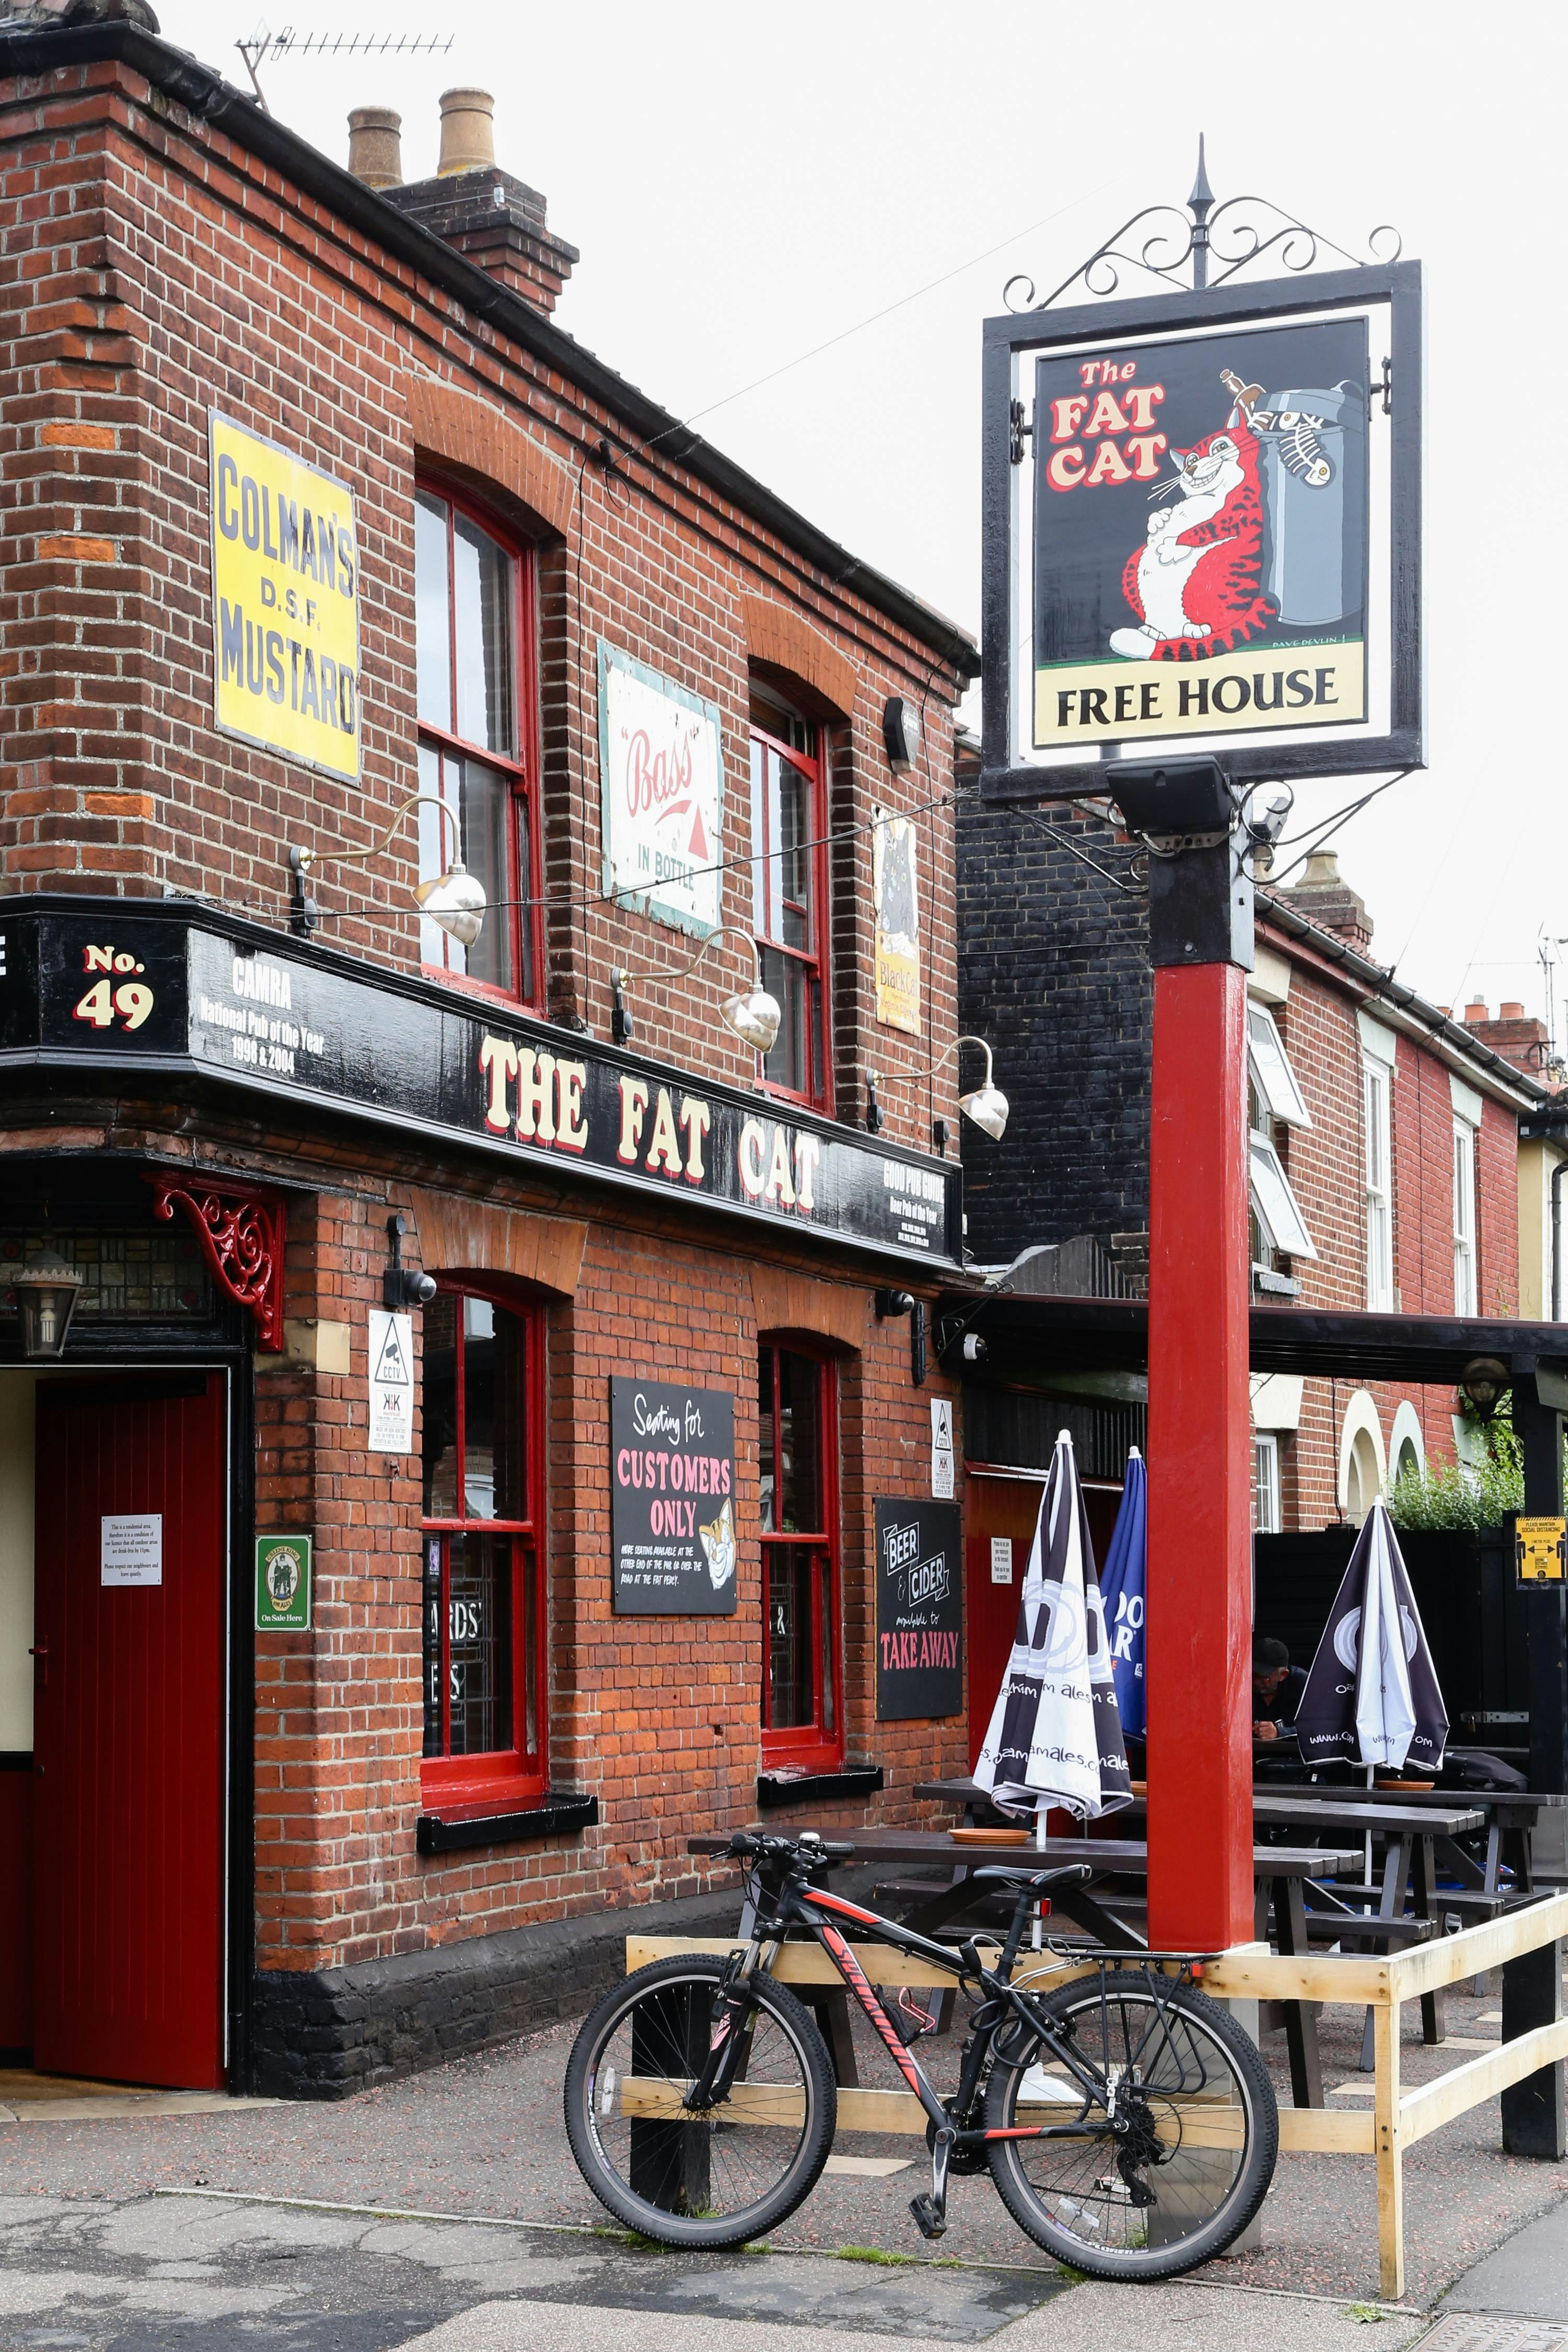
[{"left": 236, "top": 26, "right": 456, "bottom": 114}]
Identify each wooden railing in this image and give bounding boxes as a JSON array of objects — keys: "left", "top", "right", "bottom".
[{"left": 629, "top": 1888, "right": 1568, "bottom": 2299}]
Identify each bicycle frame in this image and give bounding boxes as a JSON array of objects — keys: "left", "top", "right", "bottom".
[{"left": 700, "top": 1864, "right": 1184, "bottom": 2158}]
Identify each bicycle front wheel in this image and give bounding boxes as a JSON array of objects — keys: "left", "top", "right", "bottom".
[
  {"left": 564, "top": 1955, "right": 837, "bottom": 2249},
  {"left": 984, "top": 1970, "right": 1277, "bottom": 2280}
]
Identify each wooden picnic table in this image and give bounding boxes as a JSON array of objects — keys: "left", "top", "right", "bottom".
[
  {"left": 691, "top": 1826, "right": 1360, "bottom": 2109},
  {"left": 1260, "top": 1781, "right": 1559, "bottom": 1902}
]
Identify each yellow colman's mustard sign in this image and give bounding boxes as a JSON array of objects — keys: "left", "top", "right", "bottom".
[{"left": 208, "top": 410, "right": 360, "bottom": 781}]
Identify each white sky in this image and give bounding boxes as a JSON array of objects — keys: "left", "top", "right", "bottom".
[{"left": 158, "top": 1, "right": 1565, "bottom": 1031}]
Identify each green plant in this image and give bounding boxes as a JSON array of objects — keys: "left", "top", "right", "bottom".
[
  {"left": 1344, "top": 2304, "right": 1387, "bottom": 2324},
  {"left": 835, "top": 2245, "right": 919, "bottom": 2266},
  {"left": 1387, "top": 1396, "right": 1532, "bottom": 1532}
]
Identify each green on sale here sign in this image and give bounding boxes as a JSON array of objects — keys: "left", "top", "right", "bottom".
[{"left": 255, "top": 1533, "right": 312, "bottom": 1630}]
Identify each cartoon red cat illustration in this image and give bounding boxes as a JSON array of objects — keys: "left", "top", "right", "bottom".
[{"left": 1109, "top": 376, "right": 1275, "bottom": 662}]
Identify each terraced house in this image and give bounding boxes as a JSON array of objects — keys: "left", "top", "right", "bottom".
[{"left": 0, "top": 6, "right": 981, "bottom": 2096}]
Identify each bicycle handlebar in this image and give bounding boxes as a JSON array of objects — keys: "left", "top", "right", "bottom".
[{"left": 723, "top": 1829, "right": 854, "bottom": 1864}]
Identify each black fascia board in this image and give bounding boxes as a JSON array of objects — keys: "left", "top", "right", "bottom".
[
  {"left": 0, "top": 21, "right": 978, "bottom": 683},
  {"left": 948, "top": 1289, "right": 1568, "bottom": 1389}
]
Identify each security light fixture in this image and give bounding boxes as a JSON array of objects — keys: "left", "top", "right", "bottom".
[
  {"left": 1458, "top": 1356, "right": 1510, "bottom": 1424},
  {"left": 611, "top": 929, "right": 781, "bottom": 1055},
  {"left": 882, "top": 694, "right": 922, "bottom": 775},
  {"left": 288, "top": 792, "right": 485, "bottom": 947},
  {"left": 865, "top": 1072, "right": 884, "bottom": 1134},
  {"left": 876, "top": 1289, "right": 916, "bottom": 1319},
  {"left": 383, "top": 1213, "right": 438, "bottom": 1310},
  {"left": 14, "top": 1247, "right": 84, "bottom": 1359},
  {"left": 1108, "top": 757, "right": 1232, "bottom": 845}
]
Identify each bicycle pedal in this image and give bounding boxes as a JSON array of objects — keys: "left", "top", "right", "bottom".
[{"left": 908, "top": 2193, "right": 948, "bottom": 2241}]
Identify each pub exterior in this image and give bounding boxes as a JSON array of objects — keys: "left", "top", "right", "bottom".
[{"left": 0, "top": 11, "right": 979, "bottom": 2095}]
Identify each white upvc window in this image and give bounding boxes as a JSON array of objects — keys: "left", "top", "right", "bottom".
[
  {"left": 1248, "top": 1006, "right": 1312, "bottom": 1128},
  {"left": 1250, "top": 1133, "right": 1319, "bottom": 1260},
  {"left": 1252, "top": 1434, "right": 1282, "bottom": 1534},
  {"left": 1453, "top": 1119, "right": 1478, "bottom": 1315},
  {"left": 1364, "top": 1056, "right": 1393, "bottom": 1311}
]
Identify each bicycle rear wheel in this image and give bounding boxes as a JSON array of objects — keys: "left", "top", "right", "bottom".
[
  {"left": 564, "top": 1955, "right": 837, "bottom": 2249},
  {"left": 984, "top": 1970, "right": 1277, "bottom": 2280}
]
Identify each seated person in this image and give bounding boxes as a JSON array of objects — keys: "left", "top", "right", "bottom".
[{"left": 1252, "top": 1635, "right": 1308, "bottom": 1742}]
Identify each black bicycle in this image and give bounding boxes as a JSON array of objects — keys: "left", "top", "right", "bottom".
[{"left": 564, "top": 1828, "right": 1277, "bottom": 2280}]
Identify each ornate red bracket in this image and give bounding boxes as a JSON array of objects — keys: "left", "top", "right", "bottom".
[{"left": 147, "top": 1176, "right": 287, "bottom": 1351}]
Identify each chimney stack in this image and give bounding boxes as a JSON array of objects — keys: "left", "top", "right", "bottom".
[
  {"left": 379, "top": 88, "right": 578, "bottom": 318},
  {"left": 1461, "top": 998, "right": 1553, "bottom": 1081},
  {"left": 437, "top": 88, "right": 496, "bottom": 177},
  {"left": 1271, "top": 849, "right": 1374, "bottom": 954},
  {"left": 347, "top": 107, "right": 403, "bottom": 190}
]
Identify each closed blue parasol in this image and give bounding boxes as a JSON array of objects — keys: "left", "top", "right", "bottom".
[{"left": 1097, "top": 1447, "right": 1147, "bottom": 1742}]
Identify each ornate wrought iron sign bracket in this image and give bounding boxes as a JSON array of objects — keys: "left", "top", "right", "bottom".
[{"left": 147, "top": 1174, "right": 287, "bottom": 1350}]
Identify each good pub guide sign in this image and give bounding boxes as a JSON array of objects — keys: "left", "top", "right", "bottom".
[{"left": 979, "top": 186, "right": 1423, "bottom": 798}]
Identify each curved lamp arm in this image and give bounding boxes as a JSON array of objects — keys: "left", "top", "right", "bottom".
[
  {"left": 291, "top": 791, "right": 459, "bottom": 877},
  {"left": 611, "top": 923, "right": 763, "bottom": 993}
]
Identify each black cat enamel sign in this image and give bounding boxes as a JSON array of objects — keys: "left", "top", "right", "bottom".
[{"left": 981, "top": 263, "right": 1423, "bottom": 797}]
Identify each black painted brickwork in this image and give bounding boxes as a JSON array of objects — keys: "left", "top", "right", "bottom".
[{"left": 957, "top": 803, "right": 1152, "bottom": 1266}]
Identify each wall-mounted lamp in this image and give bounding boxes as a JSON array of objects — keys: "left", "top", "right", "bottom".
[
  {"left": 610, "top": 928, "right": 781, "bottom": 1055},
  {"left": 865, "top": 1071, "right": 884, "bottom": 1134},
  {"left": 14, "top": 1247, "right": 84, "bottom": 1359},
  {"left": 882, "top": 694, "right": 922, "bottom": 776},
  {"left": 289, "top": 793, "right": 486, "bottom": 947},
  {"left": 1458, "top": 1355, "right": 1510, "bottom": 1424},
  {"left": 384, "top": 1213, "right": 438, "bottom": 1310},
  {"left": 942, "top": 1035, "right": 1009, "bottom": 1141}
]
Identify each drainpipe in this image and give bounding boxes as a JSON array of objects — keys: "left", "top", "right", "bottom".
[{"left": 1553, "top": 1155, "right": 1567, "bottom": 1322}]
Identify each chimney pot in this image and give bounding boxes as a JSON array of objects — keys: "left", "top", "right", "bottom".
[
  {"left": 1501, "top": 1001, "right": 1526, "bottom": 1019},
  {"left": 1464, "top": 999, "right": 1489, "bottom": 1023},
  {"left": 437, "top": 87, "right": 496, "bottom": 178},
  {"left": 347, "top": 106, "right": 403, "bottom": 189}
]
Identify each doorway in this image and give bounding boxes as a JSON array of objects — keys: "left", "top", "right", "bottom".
[
  {"left": 30, "top": 1373, "right": 228, "bottom": 2089},
  {"left": 965, "top": 1472, "right": 1125, "bottom": 1770}
]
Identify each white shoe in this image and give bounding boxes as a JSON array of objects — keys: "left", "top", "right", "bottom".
[{"left": 1108, "top": 627, "right": 1159, "bottom": 660}]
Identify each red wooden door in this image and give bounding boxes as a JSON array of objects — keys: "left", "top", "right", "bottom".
[
  {"left": 965, "top": 1476, "right": 1045, "bottom": 1770},
  {"left": 32, "top": 1375, "right": 226, "bottom": 2089}
]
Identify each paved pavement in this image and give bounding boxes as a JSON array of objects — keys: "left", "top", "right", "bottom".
[{"left": 0, "top": 1980, "right": 1563, "bottom": 2349}]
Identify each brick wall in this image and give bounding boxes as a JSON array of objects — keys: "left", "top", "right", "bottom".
[{"left": 956, "top": 801, "right": 1150, "bottom": 1261}]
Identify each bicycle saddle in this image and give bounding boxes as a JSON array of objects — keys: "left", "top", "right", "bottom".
[{"left": 969, "top": 1863, "right": 1091, "bottom": 1890}]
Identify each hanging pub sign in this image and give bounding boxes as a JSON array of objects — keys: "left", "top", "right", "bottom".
[
  {"left": 980, "top": 259, "right": 1422, "bottom": 797},
  {"left": 598, "top": 642, "right": 724, "bottom": 938},
  {"left": 872, "top": 807, "right": 921, "bottom": 1035},
  {"left": 208, "top": 410, "right": 361, "bottom": 783},
  {"left": 611, "top": 1377, "right": 737, "bottom": 1615},
  {"left": 875, "top": 1498, "right": 962, "bottom": 1720}
]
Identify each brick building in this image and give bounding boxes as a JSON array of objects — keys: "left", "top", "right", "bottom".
[
  {"left": 956, "top": 788, "right": 1553, "bottom": 1533},
  {"left": 0, "top": 11, "right": 981, "bottom": 2095}
]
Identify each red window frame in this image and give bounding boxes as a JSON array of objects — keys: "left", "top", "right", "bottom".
[
  {"left": 759, "top": 1342, "right": 843, "bottom": 1770},
  {"left": 415, "top": 478, "right": 545, "bottom": 1011},
  {"left": 420, "top": 1280, "right": 549, "bottom": 1807},
  {"left": 750, "top": 704, "right": 832, "bottom": 1113}
]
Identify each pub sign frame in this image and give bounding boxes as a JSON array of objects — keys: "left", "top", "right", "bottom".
[{"left": 980, "top": 261, "right": 1424, "bottom": 801}]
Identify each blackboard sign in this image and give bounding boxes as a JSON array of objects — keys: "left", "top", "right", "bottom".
[
  {"left": 875, "top": 1498, "right": 962, "bottom": 1719},
  {"left": 611, "top": 1378, "right": 737, "bottom": 1616}
]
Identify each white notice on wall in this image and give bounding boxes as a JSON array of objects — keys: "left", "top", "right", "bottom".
[
  {"left": 931, "top": 1398, "right": 955, "bottom": 1500},
  {"left": 990, "top": 1537, "right": 1013, "bottom": 1585},
  {"left": 368, "top": 1308, "right": 414, "bottom": 1455},
  {"left": 101, "top": 1514, "right": 162, "bottom": 1587}
]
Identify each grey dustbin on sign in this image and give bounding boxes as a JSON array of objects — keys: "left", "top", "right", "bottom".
[{"left": 1253, "top": 380, "right": 1366, "bottom": 629}]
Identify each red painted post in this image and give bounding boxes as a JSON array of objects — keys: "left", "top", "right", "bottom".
[{"left": 1145, "top": 957, "right": 1255, "bottom": 1953}]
